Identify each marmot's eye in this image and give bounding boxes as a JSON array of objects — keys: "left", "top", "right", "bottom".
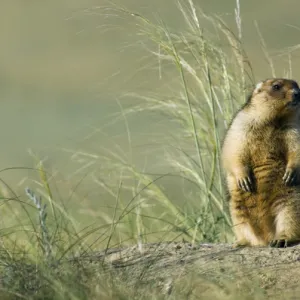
[{"left": 272, "top": 84, "right": 281, "bottom": 91}]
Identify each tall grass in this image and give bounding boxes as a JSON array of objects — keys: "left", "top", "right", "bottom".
[{"left": 67, "top": 0, "right": 256, "bottom": 246}]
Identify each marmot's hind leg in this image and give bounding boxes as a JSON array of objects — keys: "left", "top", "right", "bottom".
[
  {"left": 272, "top": 202, "right": 300, "bottom": 248},
  {"left": 231, "top": 212, "right": 266, "bottom": 247}
]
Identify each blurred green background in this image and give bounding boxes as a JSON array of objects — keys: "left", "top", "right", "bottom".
[{"left": 1, "top": 0, "right": 300, "bottom": 221}]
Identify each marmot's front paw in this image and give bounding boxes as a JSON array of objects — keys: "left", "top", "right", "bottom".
[
  {"left": 237, "top": 176, "right": 253, "bottom": 192},
  {"left": 283, "top": 167, "right": 299, "bottom": 186}
]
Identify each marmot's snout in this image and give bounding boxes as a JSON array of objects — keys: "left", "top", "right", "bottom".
[
  {"left": 292, "top": 88, "right": 300, "bottom": 104},
  {"left": 289, "top": 88, "right": 300, "bottom": 107}
]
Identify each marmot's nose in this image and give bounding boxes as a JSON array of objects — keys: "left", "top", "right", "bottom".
[{"left": 292, "top": 89, "right": 300, "bottom": 100}]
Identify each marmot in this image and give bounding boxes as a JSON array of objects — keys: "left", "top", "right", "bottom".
[{"left": 222, "top": 78, "right": 300, "bottom": 247}]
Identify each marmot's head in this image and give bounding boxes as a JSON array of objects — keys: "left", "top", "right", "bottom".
[{"left": 247, "top": 78, "right": 300, "bottom": 120}]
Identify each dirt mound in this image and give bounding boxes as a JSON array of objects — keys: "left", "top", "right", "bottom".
[{"left": 74, "top": 242, "right": 300, "bottom": 299}]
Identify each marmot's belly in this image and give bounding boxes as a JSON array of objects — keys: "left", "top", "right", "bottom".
[
  {"left": 239, "top": 159, "right": 300, "bottom": 219},
  {"left": 231, "top": 160, "right": 287, "bottom": 213},
  {"left": 252, "top": 159, "right": 285, "bottom": 194}
]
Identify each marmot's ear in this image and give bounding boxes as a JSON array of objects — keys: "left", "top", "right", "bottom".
[{"left": 254, "top": 81, "right": 263, "bottom": 94}]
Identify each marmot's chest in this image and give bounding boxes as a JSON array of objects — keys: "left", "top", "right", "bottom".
[
  {"left": 246, "top": 129, "right": 286, "bottom": 165},
  {"left": 246, "top": 129, "right": 287, "bottom": 193}
]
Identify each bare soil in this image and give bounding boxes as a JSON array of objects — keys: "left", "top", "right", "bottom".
[{"left": 74, "top": 242, "right": 300, "bottom": 299}]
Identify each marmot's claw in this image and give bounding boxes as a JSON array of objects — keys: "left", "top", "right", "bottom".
[
  {"left": 283, "top": 168, "right": 297, "bottom": 186},
  {"left": 238, "top": 177, "right": 253, "bottom": 192},
  {"left": 269, "top": 239, "right": 288, "bottom": 248}
]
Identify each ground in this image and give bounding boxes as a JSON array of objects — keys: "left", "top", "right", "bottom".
[{"left": 72, "top": 242, "right": 300, "bottom": 299}]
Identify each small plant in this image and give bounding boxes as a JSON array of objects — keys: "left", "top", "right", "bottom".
[{"left": 25, "top": 188, "right": 53, "bottom": 263}]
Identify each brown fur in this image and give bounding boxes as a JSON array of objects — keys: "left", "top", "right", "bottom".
[{"left": 222, "top": 78, "right": 300, "bottom": 247}]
